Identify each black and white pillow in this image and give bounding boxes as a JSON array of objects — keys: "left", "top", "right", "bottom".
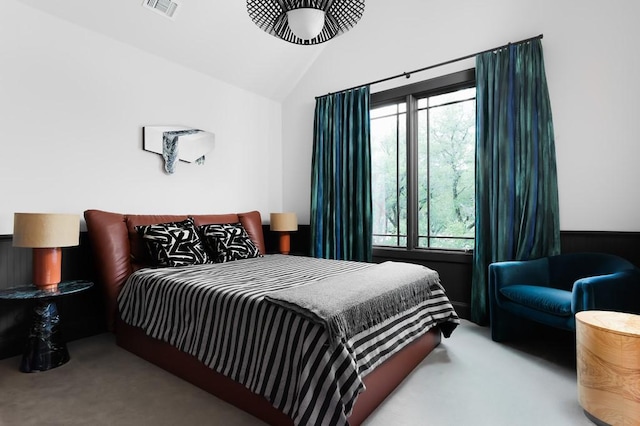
[
  {"left": 199, "top": 222, "right": 261, "bottom": 263},
  {"left": 136, "top": 218, "right": 212, "bottom": 267}
]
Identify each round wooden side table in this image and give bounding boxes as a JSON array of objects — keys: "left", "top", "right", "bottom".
[{"left": 576, "top": 310, "right": 640, "bottom": 426}]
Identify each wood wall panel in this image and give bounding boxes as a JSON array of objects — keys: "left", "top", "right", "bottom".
[
  {"left": 0, "top": 235, "right": 31, "bottom": 290},
  {"left": 561, "top": 231, "right": 640, "bottom": 267},
  {"left": 262, "top": 224, "right": 311, "bottom": 256},
  {"left": 0, "top": 229, "right": 638, "bottom": 359}
]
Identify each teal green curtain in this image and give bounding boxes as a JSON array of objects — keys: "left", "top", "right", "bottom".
[
  {"left": 310, "top": 86, "right": 372, "bottom": 261},
  {"left": 471, "top": 39, "right": 561, "bottom": 324}
]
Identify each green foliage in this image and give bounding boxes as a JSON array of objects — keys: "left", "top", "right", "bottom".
[
  {"left": 371, "top": 111, "right": 407, "bottom": 245},
  {"left": 372, "top": 91, "right": 476, "bottom": 250}
]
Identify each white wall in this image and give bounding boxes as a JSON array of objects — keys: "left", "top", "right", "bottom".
[
  {"left": 283, "top": 0, "right": 640, "bottom": 232},
  {"left": 0, "top": 1, "right": 283, "bottom": 234}
]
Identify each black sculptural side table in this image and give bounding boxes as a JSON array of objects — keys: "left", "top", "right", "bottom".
[{"left": 0, "top": 280, "right": 93, "bottom": 373}]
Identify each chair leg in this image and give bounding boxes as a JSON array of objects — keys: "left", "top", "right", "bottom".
[
  {"left": 489, "top": 303, "right": 528, "bottom": 342},
  {"left": 490, "top": 309, "right": 512, "bottom": 342}
]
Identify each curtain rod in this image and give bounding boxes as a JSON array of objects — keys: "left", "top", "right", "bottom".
[{"left": 316, "top": 33, "right": 543, "bottom": 99}]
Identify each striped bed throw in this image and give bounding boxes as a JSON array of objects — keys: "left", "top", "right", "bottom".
[{"left": 118, "top": 255, "right": 459, "bottom": 426}]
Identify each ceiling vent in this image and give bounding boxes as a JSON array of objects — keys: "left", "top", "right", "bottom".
[{"left": 142, "top": 0, "right": 179, "bottom": 19}]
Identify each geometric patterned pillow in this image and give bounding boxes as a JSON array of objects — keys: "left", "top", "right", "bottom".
[
  {"left": 135, "top": 217, "right": 212, "bottom": 267},
  {"left": 199, "top": 222, "right": 262, "bottom": 263}
]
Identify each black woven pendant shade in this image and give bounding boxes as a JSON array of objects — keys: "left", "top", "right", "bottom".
[{"left": 247, "top": 0, "right": 365, "bottom": 45}]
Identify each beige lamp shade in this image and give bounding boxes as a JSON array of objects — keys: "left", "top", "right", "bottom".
[
  {"left": 270, "top": 213, "right": 298, "bottom": 232},
  {"left": 13, "top": 213, "right": 80, "bottom": 248}
]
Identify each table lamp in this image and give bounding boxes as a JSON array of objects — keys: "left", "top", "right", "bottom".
[
  {"left": 13, "top": 213, "right": 80, "bottom": 291},
  {"left": 270, "top": 212, "right": 298, "bottom": 255}
]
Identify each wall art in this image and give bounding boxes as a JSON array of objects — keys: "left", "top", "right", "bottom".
[{"left": 143, "top": 126, "right": 215, "bottom": 174}]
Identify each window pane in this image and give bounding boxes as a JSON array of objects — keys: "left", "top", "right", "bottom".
[
  {"left": 428, "top": 98, "right": 476, "bottom": 243},
  {"left": 398, "top": 113, "right": 407, "bottom": 244},
  {"left": 429, "top": 237, "right": 474, "bottom": 251},
  {"left": 429, "top": 87, "right": 476, "bottom": 107},
  {"left": 370, "top": 104, "right": 397, "bottom": 119},
  {"left": 371, "top": 106, "right": 407, "bottom": 248},
  {"left": 417, "top": 109, "right": 429, "bottom": 243},
  {"left": 417, "top": 89, "right": 475, "bottom": 249},
  {"left": 371, "top": 71, "right": 475, "bottom": 252}
]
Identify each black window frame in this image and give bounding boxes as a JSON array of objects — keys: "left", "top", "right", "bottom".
[{"left": 371, "top": 68, "right": 476, "bottom": 262}]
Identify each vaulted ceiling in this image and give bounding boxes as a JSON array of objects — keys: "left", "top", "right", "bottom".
[{"left": 18, "top": 0, "right": 330, "bottom": 101}]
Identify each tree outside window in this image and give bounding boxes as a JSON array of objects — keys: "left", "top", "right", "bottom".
[{"left": 371, "top": 70, "right": 475, "bottom": 252}]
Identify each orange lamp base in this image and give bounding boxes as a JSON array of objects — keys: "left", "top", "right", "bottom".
[
  {"left": 32, "top": 247, "right": 62, "bottom": 292},
  {"left": 278, "top": 232, "right": 291, "bottom": 255}
]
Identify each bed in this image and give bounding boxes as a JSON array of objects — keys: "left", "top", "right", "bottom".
[{"left": 84, "top": 209, "right": 459, "bottom": 426}]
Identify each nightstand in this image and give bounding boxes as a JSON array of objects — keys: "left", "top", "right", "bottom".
[{"left": 0, "top": 280, "right": 93, "bottom": 373}]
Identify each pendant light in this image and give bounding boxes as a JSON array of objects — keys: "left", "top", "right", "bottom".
[{"left": 247, "top": 0, "right": 365, "bottom": 45}]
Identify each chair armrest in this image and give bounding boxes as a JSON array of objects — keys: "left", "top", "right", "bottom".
[
  {"left": 489, "top": 258, "right": 550, "bottom": 291},
  {"left": 489, "top": 259, "right": 550, "bottom": 311},
  {"left": 572, "top": 269, "right": 640, "bottom": 313}
]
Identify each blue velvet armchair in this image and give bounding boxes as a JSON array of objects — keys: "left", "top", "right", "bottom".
[{"left": 489, "top": 252, "right": 640, "bottom": 342}]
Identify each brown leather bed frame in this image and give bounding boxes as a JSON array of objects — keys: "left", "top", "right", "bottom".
[{"left": 84, "top": 209, "right": 441, "bottom": 426}]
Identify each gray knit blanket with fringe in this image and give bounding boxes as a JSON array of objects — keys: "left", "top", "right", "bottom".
[{"left": 265, "top": 261, "right": 441, "bottom": 343}]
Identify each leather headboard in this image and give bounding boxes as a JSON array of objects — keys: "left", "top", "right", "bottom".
[{"left": 84, "top": 209, "right": 265, "bottom": 331}]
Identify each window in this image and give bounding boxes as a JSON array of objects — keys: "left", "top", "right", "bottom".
[{"left": 371, "top": 69, "right": 475, "bottom": 252}]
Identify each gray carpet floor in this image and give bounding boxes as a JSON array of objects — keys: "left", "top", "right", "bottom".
[{"left": 0, "top": 320, "right": 593, "bottom": 426}]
